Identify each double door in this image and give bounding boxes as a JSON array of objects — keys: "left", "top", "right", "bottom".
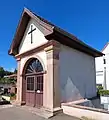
[{"left": 26, "top": 74, "right": 43, "bottom": 107}]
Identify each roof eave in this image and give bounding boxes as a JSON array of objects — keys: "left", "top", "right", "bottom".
[
  {"left": 8, "top": 8, "right": 54, "bottom": 56},
  {"left": 8, "top": 8, "right": 31, "bottom": 56},
  {"left": 45, "top": 29, "right": 103, "bottom": 57}
]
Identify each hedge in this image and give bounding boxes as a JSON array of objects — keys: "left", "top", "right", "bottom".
[{"left": 98, "top": 90, "right": 109, "bottom": 96}]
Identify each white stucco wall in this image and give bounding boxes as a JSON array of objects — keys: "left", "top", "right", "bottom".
[
  {"left": 18, "top": 18, "right": 48, "bottom": 74},
  {"left": 102, "top": 43, "right": 109, "bottom": 54},
  {"left": 59, "top": 45, "right": 96, "bottom": 102},
  {"left": 105, "top": 54, "right": 109, "bottom": 90},
  {"left": 95, "top": 43, "right": 109, "bottom": 90},
  {"left": 102, "top": 44, "right": 109, "bottom": 90},
  {"left": 19, "top": 18, "right": 48, "bottom": 54},
  {"left": 95, "top": 57, "right": 104, "bottom": 85}
]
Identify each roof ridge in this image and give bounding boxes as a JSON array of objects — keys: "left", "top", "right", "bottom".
[
  {"left": 24, "top": 7, "right": 79, "bottom": 41},
  {"left": 25, "top": 8, "right": 100, "bottom": 53},
  {"left": 9, "top": 7, "right": 103, "bottom": 57},
  {"left": 101, "top": 42, "right": 109, "bottom": 52}
]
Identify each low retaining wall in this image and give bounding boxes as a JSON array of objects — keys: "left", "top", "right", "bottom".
[
  {"left": 62, "top": 104, "right": 109, "bottom": 120},
  {"left": 2, "top": 96, "right": 10, "bottom": 101}
]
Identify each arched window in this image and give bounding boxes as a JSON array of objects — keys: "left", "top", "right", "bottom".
[{"left": 25, "top": 58, "right": 43, "bottom": 74}]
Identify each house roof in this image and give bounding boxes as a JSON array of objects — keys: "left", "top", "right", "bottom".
[
  {"left": 9, "top": 8, "right": 103, "bottom": 57},
  {"left": 101, "top": 42, "right": 109, "bottom": 52},
  {"left": 8, "top": 74, "right": 17, "bottom": 77}
]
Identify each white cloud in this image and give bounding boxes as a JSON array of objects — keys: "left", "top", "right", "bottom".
[
  {"left": 10, "top": 68, "right": 15, "bottom": 72},
  {"left": 5, "top": 68, "right": 15, "bottom": 72}
]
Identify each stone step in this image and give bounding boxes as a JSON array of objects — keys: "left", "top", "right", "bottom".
[{"left": 15, "top": 105, "right": 53, "bottom": 118}]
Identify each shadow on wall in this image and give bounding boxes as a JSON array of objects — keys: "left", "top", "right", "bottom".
[{"left": 61, "top": 77, "right": 87, "bottom": 103}]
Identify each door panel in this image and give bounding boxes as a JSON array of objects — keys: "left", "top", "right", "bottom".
[
  {"left": 34, "top": 75, "right": 43, "bottom": 107},
  {"left": 26, "top": 76, "right": 35, "bottom": 106},
  {"left": 26, "top": 92, "right": 34, "bottom": 106}
]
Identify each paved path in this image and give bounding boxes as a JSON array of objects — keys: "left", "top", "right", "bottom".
[{"left": 0, "top": 105, "right": 80, "bottom": 120}]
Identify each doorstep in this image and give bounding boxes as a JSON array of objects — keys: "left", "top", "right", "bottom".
[{"left": 14, "top": 105, "right": 62, "bottom": 119}]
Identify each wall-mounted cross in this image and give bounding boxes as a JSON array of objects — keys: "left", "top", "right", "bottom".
[{"left": 28, "top": 25, "right": 36, "bottom": 44}]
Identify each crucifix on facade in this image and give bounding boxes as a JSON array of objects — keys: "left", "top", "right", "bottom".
[{"left": 28, "top": 25, "right": 36, "bottom": 44}]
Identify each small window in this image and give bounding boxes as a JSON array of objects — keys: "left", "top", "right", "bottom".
[
  {"left": 103, "top": 59, "right": 106, "bottom": 64},
  {"left": 27, "top": 77, "right": 34, "bottom": 91},
  {"left": 36, "top": 76, "right": 43, "bottom": 91}
]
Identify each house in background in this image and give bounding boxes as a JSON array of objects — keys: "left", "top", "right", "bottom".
[
  {"left": 9, "top": 8, "right": 103, "bottom": 117},
  {"left": 95, "top": 42, "right": 109, "bottom": 90},
  {"left": 4, "top": 73, "right": 17, "bottom": 80},
  {"left": 0, "top": 74, "right": 17, "bottom": 94}
]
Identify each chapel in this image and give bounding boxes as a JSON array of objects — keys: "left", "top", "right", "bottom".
[{"left": 9, "top": 8, "right": 103, "bottom": 115}]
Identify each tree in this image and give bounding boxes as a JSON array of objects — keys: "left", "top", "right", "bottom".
[
  {"left": 0, "top": 67, "right": 5, "bottom": 78},
  {"left": 0, "top": 66, "right": 16, "bottom": 78},
  {"left": 0, "top": 66, "right": 17, "bottom": 84},
  {"left": 14, "top": 69, "right": 17, "bottom": 74}
]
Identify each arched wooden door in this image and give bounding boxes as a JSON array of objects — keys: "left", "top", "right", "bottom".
[{"left": 25, "top": 58, "right": 43, "bottom": 107}]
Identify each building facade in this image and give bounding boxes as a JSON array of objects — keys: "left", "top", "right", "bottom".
[
  {"left": 95, "top": 42, "right": 109, "bottom": 90},
  {"left": 9, "top": 8, "right": 103, "bottom": 115}
]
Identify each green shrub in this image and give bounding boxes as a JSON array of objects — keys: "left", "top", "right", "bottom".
[
  {"left": 10, "top": 93, "right": 16, "bottom": 97},
  {"left": 97, "top": 85, "right": 104, "bottom": 96},
  {"left": 97, "top": 85, "right": 103, "bottom": 90},
  {"left": 98, "top": 90, "right": 109, "bottom": 96}
]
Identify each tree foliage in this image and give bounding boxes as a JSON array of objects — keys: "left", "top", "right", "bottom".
[
  {"left": 0, "top": 78, "right": 16, "bottom": 84},
  {"left": 14, "top": 69, "right": 17, "bottom": 74},
  {"left": 0, "top": 67, "right": 5, "bottom": 78},
  {"left": 0, "top": 67, "right": 16, "bottom": 78},
  {"left": 0, "top": 66, "right": 17, "bottom": 84}
]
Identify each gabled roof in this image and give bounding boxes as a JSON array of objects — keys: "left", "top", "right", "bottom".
[
  {"left": 9, "top": 8, "right": 103, "bottom": 57},
  {"left": 101, "top": 42, "right": 109, "bottom": 52}
]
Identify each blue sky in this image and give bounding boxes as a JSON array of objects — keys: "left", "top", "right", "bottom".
[{"left": 0, "top": 0, "right": 109, "bottom": 71}]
